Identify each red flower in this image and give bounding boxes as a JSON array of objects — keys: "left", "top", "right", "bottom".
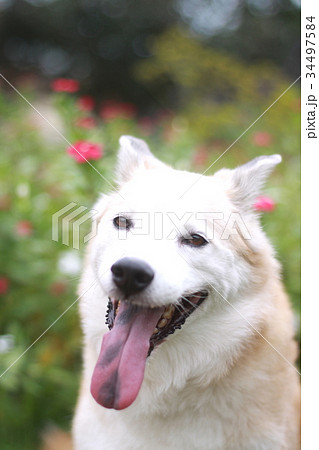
[
  {"left": 0, "top": 277, "right": 9, "bottom": 295},
  {"left": 15, "top": 220, "right": 33, "bottom": 237},
  {"left": 50, "top": 281, "right": 67, "bottom": 296},
  {"left": 77, "top": 96, "right": 95, "bottom": 111},
  {"left": 252, "top": 132, "right": 273, "bottom": 147},
  {"left": 100, "top": 101, "right": 137, "bottom": 121},
  {"left": 75, "top": 117, "right": 97, "bottom": 129},
  {"left": 51, "top": 78, "right": 79, "bottom": 93},
  {"left": 67, "top": 141, "right": 103, "bottom": 163},
  {"left": 253, "top": 195, "right": 276, "bottom": 212}
]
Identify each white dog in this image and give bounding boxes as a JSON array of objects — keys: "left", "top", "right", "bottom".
[{"left": 73, "top": 136, "right": 300, "bottom": 449}]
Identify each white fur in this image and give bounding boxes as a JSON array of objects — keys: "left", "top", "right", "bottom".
[{"left": 73, "top": 137, "right": 299, "bottom": 450}]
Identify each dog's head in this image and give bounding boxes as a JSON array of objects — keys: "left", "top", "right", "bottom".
[{"left": 85, "top": 136, "right": 281, "bottom": 411}]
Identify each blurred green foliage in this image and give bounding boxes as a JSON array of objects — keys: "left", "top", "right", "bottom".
[
  {"left": 0, "top": 32, "right": 299, "bottom": 448},
  {"left": 136, "top": 27, "right": 300, "bottom": 141}
]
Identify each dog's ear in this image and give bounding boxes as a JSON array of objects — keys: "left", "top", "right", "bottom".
[
  {"left": 228, "top": 154, "right": 281, "bottom": 212},
  {"left": 116, "top": 135, "right": 164, "bottom": 184}
]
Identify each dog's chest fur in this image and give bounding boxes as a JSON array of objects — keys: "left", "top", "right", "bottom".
[{"left": 74, "top": 351, "right": 298, "bottom": 450}]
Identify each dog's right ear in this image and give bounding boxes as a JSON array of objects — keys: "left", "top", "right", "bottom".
[{"left": 116, "top": 135, "right": 165, "bottom": 184}]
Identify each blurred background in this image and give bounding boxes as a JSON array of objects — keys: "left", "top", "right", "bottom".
[{"left": 0, "top": 0, "right": 300, "bottom": 448}]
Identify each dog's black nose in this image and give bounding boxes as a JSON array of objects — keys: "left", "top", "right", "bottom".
[{"left": 111, "top": 257, "right": 154, "bottom": 297}]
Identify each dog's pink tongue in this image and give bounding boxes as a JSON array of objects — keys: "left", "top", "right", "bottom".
[{"left": 90, "top": 302, "right": 163, "bottom": 410}]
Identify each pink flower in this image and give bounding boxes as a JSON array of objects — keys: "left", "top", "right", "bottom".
[
  {"left": 138, "top": 117, "right": 156, "bottom": 136},
  {"left": 100, "top": 101, "right": 137, "bottom": 121},
  {"left": 75, "top": 117, "right": 97, "bottom": 129},
  {"left": 77, "top": 96, "right": 95, "bottom": 111},
  {"left": 192, "top": 146, "right": 210, "bottom": 167},
  {"left": 15, "top": 220, "right": 33, "bottom": 237},
  {"left": 0, "top": 277, "right": 9, "bottom": 295},
  {"left": 67, "top": 141, "right": 103, "bottom": 163},
  {"left": 156, "top": 110, "right": 173, "bottom": 123},
  {"left": 252, "top": 132, "right": 273, "bottom": 147},
  {"left": 253, "top": 196, "right": 276, "bottom": 212},
  {"left": 51, "top": 78, "right": 79, "bottom": 93}
]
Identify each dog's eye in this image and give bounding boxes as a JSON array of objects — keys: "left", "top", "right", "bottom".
[
  {"left": 181, "top": 234, "right": 208, "bottom": 248},
  {"left": 113, "top": 216, "right": 132, "bottom": 230}
]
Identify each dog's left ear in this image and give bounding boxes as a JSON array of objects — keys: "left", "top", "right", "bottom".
[
  {"left": 229, "top": 154, "right": 281, "bottom": 212},
  {"left": 116, "top": 135, "right": 165, "bottom": 184}
]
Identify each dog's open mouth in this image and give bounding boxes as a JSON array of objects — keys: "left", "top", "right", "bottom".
[
  {"left": 90, "top": 291, "right": 208, "bottom": 411},
  {"left": 106, "top": 291, "right": 208, "bottom": 355}
]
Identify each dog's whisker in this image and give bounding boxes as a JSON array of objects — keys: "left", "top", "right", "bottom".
[
  {"left": 184, "top": 298, "right": 204, "bottom": 311},
  {"left": 175, "top": 303, "right": 186, "bottom": 315},
  {"left": 180, "top": 295, "right": 205, "bottom": 314},
  {"left": 180, "top": 295, "right": 199, "bottom": 308},
  {"left": 176, "top": 300, "right": 193, "bottom": 318},
  {"left": 176, "top": 299, "right": 187, "bottom": 312}
]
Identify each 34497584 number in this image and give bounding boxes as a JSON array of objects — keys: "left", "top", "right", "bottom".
[{"left": 306, "top": 16, "right": 316, "bottom": 79}]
